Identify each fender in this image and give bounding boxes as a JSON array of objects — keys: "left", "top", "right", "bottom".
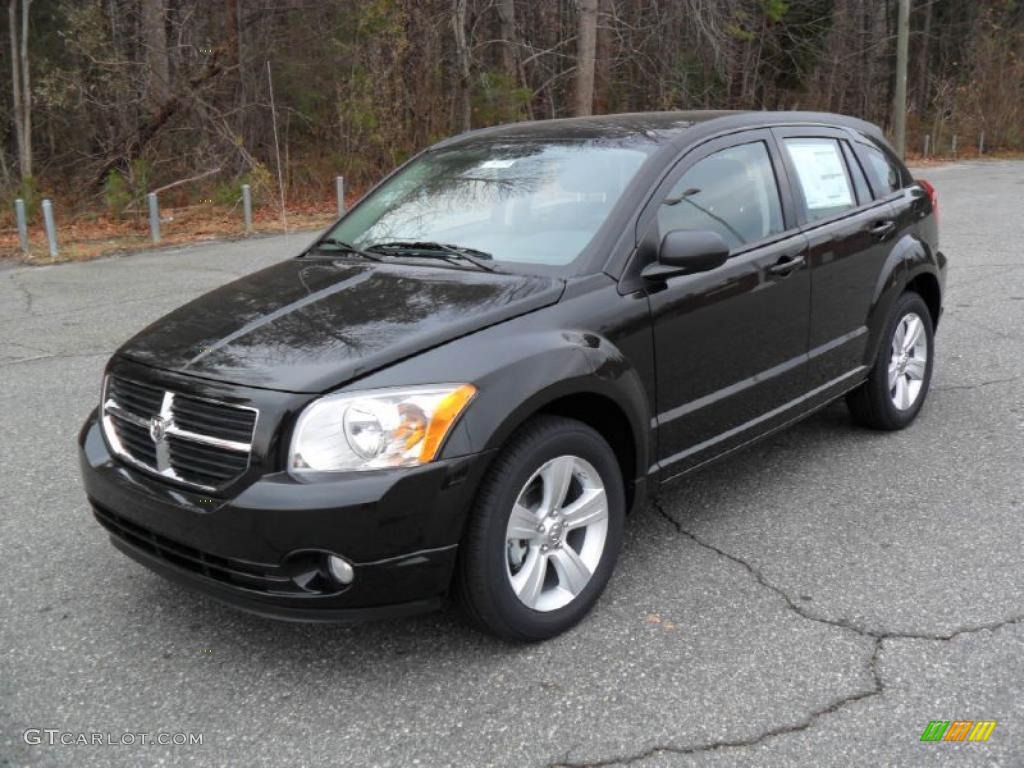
[
  {"left": 468, "top": 329, "right": 651, "bottom": 473},
  {"left": 863, "top": 231, "right": 943, "bottom": 367},
  {"left": 345, "top": 314, "right": 653, "bottom": 494}
]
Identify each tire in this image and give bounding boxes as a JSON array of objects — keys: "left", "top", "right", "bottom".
[
  {"left": 846, "top": 290, "right": 935, "bottom": 430},
  {"left": 455, "top": 415, "right": 625, "bottom": 642}
]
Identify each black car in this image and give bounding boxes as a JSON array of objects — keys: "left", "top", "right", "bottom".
[{"left": 79, "top": 110, "right": 945, "bottom": 641}]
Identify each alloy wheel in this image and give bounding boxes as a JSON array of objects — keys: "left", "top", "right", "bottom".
[
  {"left": 504, "top": 455, "right": 609, "bottom": 612},
  {"left": 888, "top": 311, "right": 928, "bottom": 410}
]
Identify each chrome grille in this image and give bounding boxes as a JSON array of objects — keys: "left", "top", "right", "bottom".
[{"left": 102, "top": 376, "right": 258, "bottom": 491}]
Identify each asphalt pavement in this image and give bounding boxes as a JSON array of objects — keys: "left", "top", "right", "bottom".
[{"left": 2, "top": 161, "right": 1022, "bottom": 767}]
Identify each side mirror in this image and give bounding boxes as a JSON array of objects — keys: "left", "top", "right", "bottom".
[{"left": 641, "top": 229, "right": 730, "bottom": 280}]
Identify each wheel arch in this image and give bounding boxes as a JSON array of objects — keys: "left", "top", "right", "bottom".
[
  {"left": 477, "top": 379, "right": 649, "bottom": 516},
  {"left": 905, "top": 271, "right": 942, "bottom": 330},
  {"left": 865, "top": 234, "right": 943, "bottom": 366},
  {"left": 533, "top": 391, "right": 640, "bottom": 513}
]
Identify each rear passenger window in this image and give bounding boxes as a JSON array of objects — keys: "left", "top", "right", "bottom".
[
  {"left": 658, "top": 142, "right": 784, "bottom": 252},
  {"left": 840, "top": 141, "right": 872, "bottom": 204},
  {"left": 783, "top": 138, "right": 855, "bottom": 221},
  {"left": 859, "top": 143, "right": 902, "bottom": 196}
]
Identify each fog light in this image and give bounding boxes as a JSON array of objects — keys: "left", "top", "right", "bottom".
[{"left": 326, "top": 555, "right": 354, "bottom": 585}]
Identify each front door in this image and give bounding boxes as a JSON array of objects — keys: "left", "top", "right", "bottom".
[{"left": 641, "top": 130, "right": 811, "bottom": 479}]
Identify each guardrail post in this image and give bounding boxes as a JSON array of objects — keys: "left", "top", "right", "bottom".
[
  {"left": 41, "top": 199, "right": 58, "bottom": 257},
  {"left": 336, "top": 175, "right": 345, "bottom": 216},
  {"left": 242, "top": 184, "right": 253, "bottom": 233},
  {"left": 979, "top": 131, "right": 985, "bottom": 155},
  {"left": 923, "top": 134, "right": 930, "bottom": 158},
  {"left": 951, "top": 134, "right": 957, "bottom": 158},
  {"left": 14, "top": 198, "right": 28, "bottom": 254},
  {"left": 147, "top": 192, "right": 161, "bottom": 243}
]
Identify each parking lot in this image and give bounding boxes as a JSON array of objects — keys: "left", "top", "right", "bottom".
[{"left": 2, "top": 160, "right": 1022, "bottom": 767}]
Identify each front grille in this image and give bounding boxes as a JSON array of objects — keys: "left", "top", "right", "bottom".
[
  {"left": 102, "top": 375, "right": 258, "bottom": 491},
  {"left": 93, "top": 504, "right": 301, "bottom": 595},
  {"left": 171, "top": 394, "right": 256, "bottom": 443},
  {"left": 110, "top": 411, "right": 158, "bottom": 465},
  {"left": 167, "top": 435, "right": 249, "bottom": 487},
  {"left": 109, "top": 375, "right": 164, "bottom": 414}
]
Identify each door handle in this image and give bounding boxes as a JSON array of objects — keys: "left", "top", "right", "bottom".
[
  {"left": 767, "top": 254, "right": 805, "bottom": 276},
  {"left": 869, "top": 219, "right": 896, "bottom": 239}
]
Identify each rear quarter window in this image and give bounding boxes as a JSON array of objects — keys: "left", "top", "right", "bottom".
[{"left": 859, "top": 142, "right": 904, "bottom": 197}]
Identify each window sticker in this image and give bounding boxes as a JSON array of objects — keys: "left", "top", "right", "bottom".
[{"left": 786, "top": 140, "right": 854, "bottom": 211}]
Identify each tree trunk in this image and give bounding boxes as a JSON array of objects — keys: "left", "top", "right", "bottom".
[
  {"left": 8, "top": 0, "right": 31, "bottom": 181},
  {"left": 225, "top": 0, "right": 240, "bottom": 69},
  {"left": 892, "top": 0, "right": 909, "bottom": 157},
  {"left": 451, "top": 0, "right": 471, "bottom": 132},
  {"left": 593, "top": 0, "right": 611, "bottom": 113},
  {"left": 917, "top": 0, "right": 932, "bottom": 113},
  {"left": 141, "top": 0, "right": 169, "bottom": 110},
  {"left": 496, "top": 0, "right": 516, "bottom": 79},
  {"left": 9, "top": 1, "right": 24, "bottom": 179},
  {"left": 20, "top": 0, "right": 30, "bottom": 177},
  {"left": 574, "top": 0, "right": 598, "bottom": 115}
]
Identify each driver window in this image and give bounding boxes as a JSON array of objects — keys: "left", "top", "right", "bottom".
[{"left": 657, "top": 142, "right": 784, "bottom": 252}]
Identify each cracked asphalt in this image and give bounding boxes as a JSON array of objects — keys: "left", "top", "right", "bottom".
[{"left": 2, "top": 161, "right": 1022, "bottom": 767}]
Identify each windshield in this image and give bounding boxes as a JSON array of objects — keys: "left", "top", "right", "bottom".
[{"left": 324, "top": 140, "right": 655, "bottom": 269}]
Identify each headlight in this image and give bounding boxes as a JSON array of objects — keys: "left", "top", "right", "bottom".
[{"left": 288, "top": 384, "right": 476, "bottom": 475}]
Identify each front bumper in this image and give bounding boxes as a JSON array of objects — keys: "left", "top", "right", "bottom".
[{"left": 79, "top": 410, "right": 490, "bottom": 623}]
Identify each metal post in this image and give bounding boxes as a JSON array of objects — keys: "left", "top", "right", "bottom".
[
  {"left": 951, "top": 134, "right": 957, "bottom": 158},
  {"left": 147, "top": 192, "right": 161, "bottom": 243},
  {"left": 41, "top": 199, "right": 58, "bottom": 258},
  {"left": 979, "top": 131, "right": 985, "bottom": 155},
  {"left": 14, "top": 198, "right": 28, "bottom": 253},
  {"left": 923, "top": 134, "right": 930, "bottom": 158},
  {"left": 242, "top": 184, "right": 253, "bottom": 233},
  {"left": 336, "top": 176, "right": 345, "bottom": 216}
]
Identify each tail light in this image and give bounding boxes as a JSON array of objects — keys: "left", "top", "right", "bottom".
[{"left": 917, "top": 179, "right": 939, "bottom": 225}]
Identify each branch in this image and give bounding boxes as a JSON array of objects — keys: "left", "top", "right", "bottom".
[{"left": 151, "top": 166, "right": 221, "bottom": 195}]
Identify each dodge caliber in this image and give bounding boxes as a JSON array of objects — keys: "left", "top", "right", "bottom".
[{"left": 79, "top": 111, "right": 945, "bottom": 640}]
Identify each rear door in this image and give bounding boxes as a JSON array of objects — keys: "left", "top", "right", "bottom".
[
  {"left": 639, "top": 129, "right": 811, "bottom": 478},
  {"left": 773, "top": 126, "right": 896, "bottom": 389},
  {"left": 852, "top": 135, "right": 921, "bottom": 250}
]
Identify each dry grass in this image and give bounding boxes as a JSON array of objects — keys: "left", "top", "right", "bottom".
[
  {"left": 905, "top": 148, "right": 1024, "bottom": 166},
  {"left": 0, "top": 201, "right": 338, "bottom": 266}
]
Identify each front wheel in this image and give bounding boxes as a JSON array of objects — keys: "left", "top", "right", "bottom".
[
  {"left": 456, "top": 415, "right": 625, "bottom": 641},
  {"left": 847, "top": 291, "right": 935, "bottom": 430}
]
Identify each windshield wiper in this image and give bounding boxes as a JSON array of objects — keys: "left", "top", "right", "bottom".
[
  {"left": 307, "top": 237, "right": 383, "bottom": 261},
  {"left": 366, "top": 241, "right": 496, "bottom": 272}
]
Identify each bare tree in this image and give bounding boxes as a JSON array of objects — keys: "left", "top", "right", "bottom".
[
  {"left": 496, "top": 0, "right": 517, "bottom": 80},
  {"left": 141, "top": 0, "right": 170, "bottom": 109},
  {"left": 225, "top": 0, "right": 240, "bottom": 70},
  {"left": 8, "top": 0, "right": 31, "bottom": 180},
  {"left": 893, "top": 0, "right": 910, "bottom": 157},
  {"left": 574, "top": 0, "right": 598, "bottom": 116},
  {"left": 593, "top": 0, "right": 612, "bottom": 114},
  {"left": 451, "top": 0, "right": 472, "bottom": 132},
  {"left": 916, "top": 0, "right": 933, "bottom": 113},
  {"left": 3, "top": 0, "right": 1023, "bottom": 214}
]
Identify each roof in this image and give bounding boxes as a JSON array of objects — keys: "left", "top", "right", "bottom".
[{"left": 436, "top": 110, "right": 884, "bottom": 148}]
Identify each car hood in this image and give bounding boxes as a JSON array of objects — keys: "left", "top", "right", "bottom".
[{"left": 118, "top": 257, "right": 565, "bottom": 393}]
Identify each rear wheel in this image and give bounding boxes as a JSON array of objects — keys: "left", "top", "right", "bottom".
[
  {"left": 847, "top": 291, "right": 934, "bottom": 430},
  {"left": 456, "top": 415, "right": 625, "bottom": 641}
]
